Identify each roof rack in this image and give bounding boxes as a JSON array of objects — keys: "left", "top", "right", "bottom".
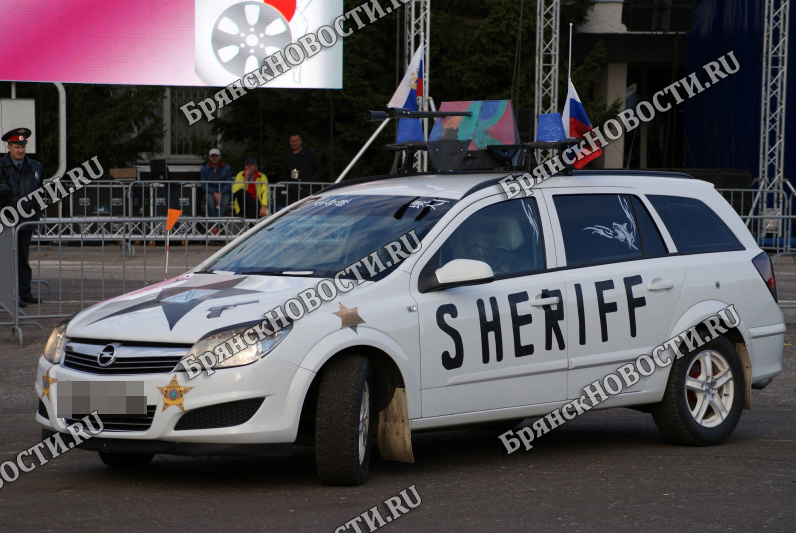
[{"left": 574, "top": 170, "right": 695, "bottom": 179}]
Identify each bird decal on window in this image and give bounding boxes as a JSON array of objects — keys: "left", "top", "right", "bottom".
[{"left": 583, "top": 196, "right": 638, "bottom": 250}]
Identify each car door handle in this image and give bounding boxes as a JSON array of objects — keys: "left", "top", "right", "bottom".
[
  {"left": 531, "top": 296, "right": 560, "bottom": 307},
  {"left": 646, "top": 279, "right": 674, "bottom": 291}
]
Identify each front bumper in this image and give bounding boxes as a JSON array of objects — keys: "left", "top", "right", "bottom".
[
  {"left": 35, "top": 353, "right": 315, "bottom": 447},
  {"left": 42, "top": 429, "right": 293, "bottom": 457}
]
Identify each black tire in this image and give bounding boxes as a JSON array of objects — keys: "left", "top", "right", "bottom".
[
  {"left": 315, "top": 355, "right": 374, "bottom": 485},
  {"left": 652, "top": 335, "right": 744, "bottom": 446},
  {"left": 98, "top": 452, "right": 154, "bottom": 468}
]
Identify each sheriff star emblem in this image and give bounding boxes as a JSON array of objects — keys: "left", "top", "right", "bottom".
[
  {"left": 157, "top": 375, "right": 194, "bottom": 412},
  {"left": 41, "top": 367, "right": 57, "bottom": 401},
  {"left": 332, "top": 304, "right": 365, "bottom": 332}
]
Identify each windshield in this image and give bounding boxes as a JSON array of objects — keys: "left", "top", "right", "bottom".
[{"left": 203, "top": 194, "right": 456, "bottom": 278}]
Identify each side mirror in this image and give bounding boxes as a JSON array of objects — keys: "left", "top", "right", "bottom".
[{"left": 431, "top": 259, "right": 494, "bottom": 291}]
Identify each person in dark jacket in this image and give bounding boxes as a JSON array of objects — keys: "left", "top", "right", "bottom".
[
  {"left": 0, "top": 127, "right": 44, "bottom": 306},
  {"left": 281, "top": 134, "right": 322, "bottom": 183},
  {"left": 279, "top": 134, "right": 322, "bottom": 207},
  {"left": 200, "top": 148, "right": 233, "bottom": 222}
]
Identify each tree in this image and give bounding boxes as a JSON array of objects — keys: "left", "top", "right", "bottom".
[
  {"left": 65, "top": 85, "right": 164, "bottom": 170},
  {"left": 0, "top": 82, "right": 164, "bottom": 174}
]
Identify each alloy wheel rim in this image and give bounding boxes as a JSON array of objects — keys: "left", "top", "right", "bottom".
[
  {"left": 685, "top": 349, "right": 735, "bottom": 428},
  {"left": 358, "top": 382, "right": 370, "bottom": 464}
]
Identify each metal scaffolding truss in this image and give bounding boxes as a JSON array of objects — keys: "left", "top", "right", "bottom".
[
  {"left": 533, "top": 0, "right": 561, "bottom": 142},
  {"left": 752, "top": 0, "right": 791, "bottom": 246},
  {"left": 759, "top": 0, "right": 791, "bottom": 195},
  {"left": 404, "top": 0, "right": 431, "bottom": 171}
]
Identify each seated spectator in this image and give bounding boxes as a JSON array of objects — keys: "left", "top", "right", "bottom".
[
  {"left": 200, "top": 148, "right": 233, "bottom": 230},
  {"left": 233, "top": 158, "right": 269, "bottom": 219}
]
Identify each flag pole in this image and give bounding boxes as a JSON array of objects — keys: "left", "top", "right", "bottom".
[
  {"left": 568, "top": 23, "right": 573, "bottom": 82},
  {"left": 164, "top": 228, "right": 170, "bottom": 281},
  {"left": 164, "top": 209, "right": 182, "bottom": 280}
]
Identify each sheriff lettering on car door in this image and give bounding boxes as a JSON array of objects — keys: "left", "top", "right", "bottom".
[{"left": 412, "top": 190, "right": 685, "bottom": 418}]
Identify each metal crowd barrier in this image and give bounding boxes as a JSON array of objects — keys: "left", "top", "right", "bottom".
[
  {"left": 716, "top": 188, "right": 795, "bottom": 254},
  {"left": 0, "top": 217, "right": 246, "bottom": 345},
  {"left": 36, "top": 179, "right": 330, "bottom": 241}
]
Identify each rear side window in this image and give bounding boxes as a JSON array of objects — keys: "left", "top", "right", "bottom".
[
  {"left": 554, "top": 194, "right": 643, "bottom": 266},
  {"left": 647, "top": 195, "right": 743, "bottom": 254}
]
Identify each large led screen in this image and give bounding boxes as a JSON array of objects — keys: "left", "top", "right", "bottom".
[{"left": 0, "top": 0, "right": 343, "bottom": 88}]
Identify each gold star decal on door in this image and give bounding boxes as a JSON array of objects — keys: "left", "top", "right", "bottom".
[
  {"left": 157, "top": 375, "right": 194, "bottom": 412},
  {"left": 333, "top": 304, "right": 365, "bottom": 332}
]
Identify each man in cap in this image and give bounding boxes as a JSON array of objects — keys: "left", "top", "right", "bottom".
[
  {"left": 232, "top": 157, "right": 269, "bottom": 219},
  {"left": 0, "top": 127, "right": 45, "bottom": 306},
  {"left": 199, "top": 148, "right": 232, "bottom": 233}
]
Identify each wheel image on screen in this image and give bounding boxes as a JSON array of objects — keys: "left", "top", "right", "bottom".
[{"left": 209, "top": 2, "right": 293, "bottom": 81}]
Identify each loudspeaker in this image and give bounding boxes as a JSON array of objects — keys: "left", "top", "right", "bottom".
[
  {"left": 69, "top": 183, "right": 126, "bottom": 218},
  {"left": 151, "top": 183, "right": 197, "bottom": 217},
  {"left": 128, "top": 182, "right": 151, "bottom": 217},
  {"left": 149, "top": 159, "right": 169, "bottom": 181},
  {"left": 41, "top": 194, "right": 65, "bottom": 219}
]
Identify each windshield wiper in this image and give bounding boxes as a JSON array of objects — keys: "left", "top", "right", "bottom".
[
  {"left": 393, "top": 196, "right": 420, "bottom": 220},
  {"left": 239, "top": 270, "right": 316, "bottom": 276}
]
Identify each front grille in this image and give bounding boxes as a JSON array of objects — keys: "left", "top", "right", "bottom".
[
  {"left": 62, "top": 341, "right": 188, "bottom": 375},
  {"left": 37, "top": 400, "right": 48, "bottom": 417},
  {"left": 174, "top": 398, "right": 264, "bottom": 431},
  {"left": 64, "top": 405, "right": 157, "bottom": 432}
]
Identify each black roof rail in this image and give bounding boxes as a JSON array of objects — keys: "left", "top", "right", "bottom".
[{"left": 573, "top": 169, "right": 695, "bottom": 179}]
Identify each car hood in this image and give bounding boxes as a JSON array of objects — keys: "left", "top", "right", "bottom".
[{"left": 66, "top": 272, "right": 324, "bottom": 344}]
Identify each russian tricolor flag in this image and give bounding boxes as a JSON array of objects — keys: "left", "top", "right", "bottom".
[
  {"left": 561, "top": 79, "right": 602, "bottom": 168},
  {"left": 388, "top": 39, "right": 424, "bottom": 143}
]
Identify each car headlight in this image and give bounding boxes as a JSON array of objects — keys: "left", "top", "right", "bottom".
[
  {"left": 43, "top": 321, "right": 69, "bottom": 364},
  {"left": 182, "top": 322, "right": 292, "bottom": 372}
]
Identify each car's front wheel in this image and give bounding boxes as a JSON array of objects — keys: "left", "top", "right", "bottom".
[
  {"left": 315, "top": 355, "right": 374, "bottom": 485},
  {"left": 652, "top": 335, "right": 744, "bottom": 446}
]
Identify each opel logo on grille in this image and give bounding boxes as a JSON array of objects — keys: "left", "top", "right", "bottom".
[{"left": 97, "top": 344, "right": 117, "bottom": 367}]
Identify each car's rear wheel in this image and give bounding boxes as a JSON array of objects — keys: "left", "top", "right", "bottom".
[
  {"left": 315, "top": 355, "right": 374, "bottom": 485},
  {"left": 98, "top": 452, "right": 154, "bottom": 468},
  {"left": 652, "top": 335, "right": 744, "bottom": 446}
]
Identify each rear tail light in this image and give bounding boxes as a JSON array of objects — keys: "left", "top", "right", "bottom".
[{"left": 752, "top": 252, "right": 777, "bottom": 302}]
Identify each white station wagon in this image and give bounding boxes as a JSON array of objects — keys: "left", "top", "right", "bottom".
[{"left": 35, "top": 170, "right": 785, "bottom": 485}]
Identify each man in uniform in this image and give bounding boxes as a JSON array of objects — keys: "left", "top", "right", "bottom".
[{"left": 0, "top": 127, "right": 44, "bottom": 307}]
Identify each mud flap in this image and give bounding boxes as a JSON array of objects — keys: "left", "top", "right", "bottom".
[
  {"left": 736, "top": 342, "right": 752, "bottom": 409},
  {"left": 377, "top": 387, "right": 414, "bottom": 463}
]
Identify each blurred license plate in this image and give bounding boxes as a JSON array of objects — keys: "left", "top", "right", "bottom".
[{"left": 57, "top": 381, "right": 147, "bottom": 418}]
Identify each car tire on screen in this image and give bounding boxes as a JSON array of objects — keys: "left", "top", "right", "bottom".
[
  {"left": 315, "top": 355, "right": 374, "bottom": 486},
  {"left": 98, "top": 452, "right": 155, "bottom": 468},
  {"left": 652, "top": 335, "right": 745, "bottom": 446}
]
